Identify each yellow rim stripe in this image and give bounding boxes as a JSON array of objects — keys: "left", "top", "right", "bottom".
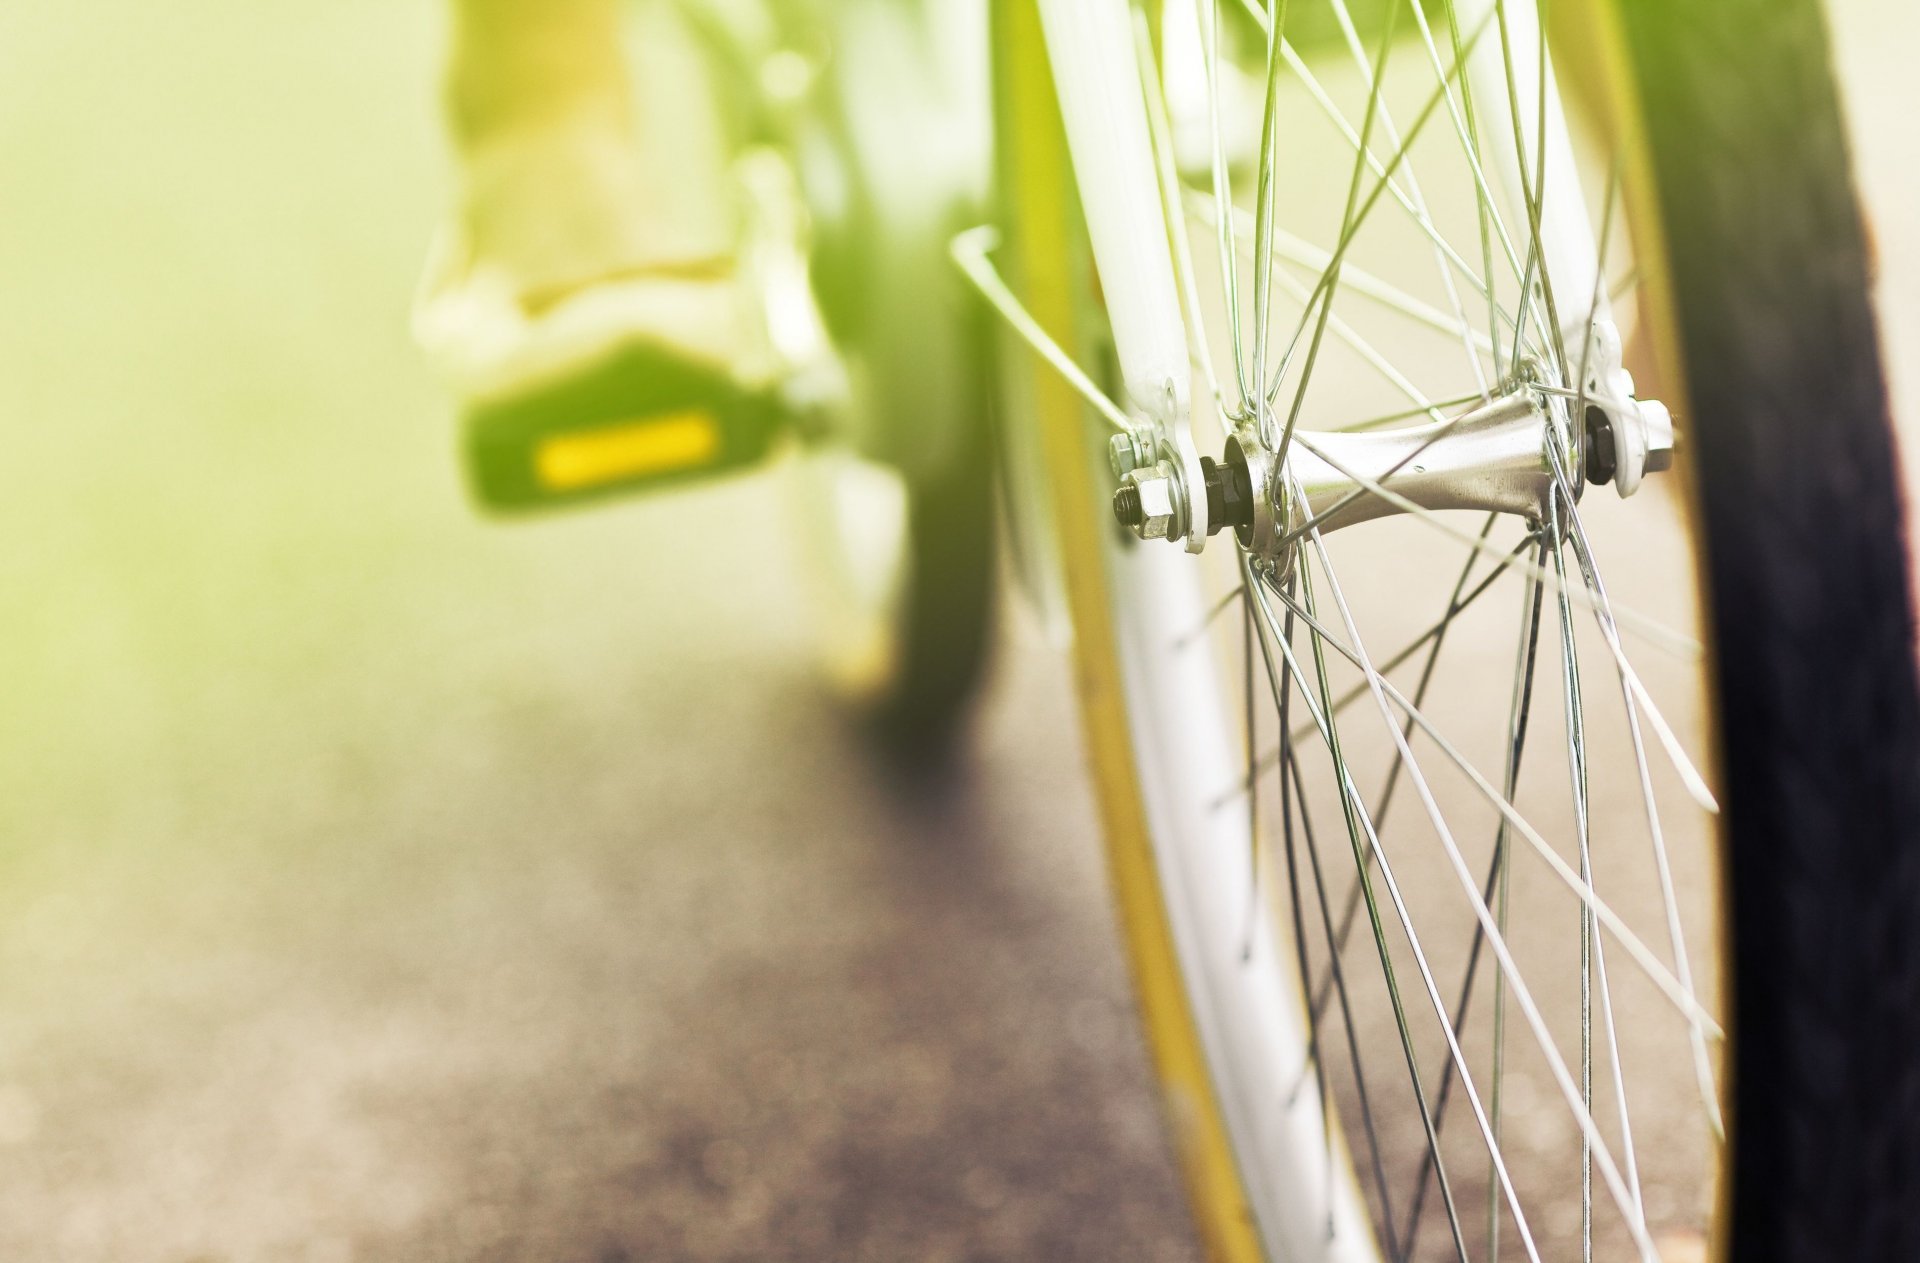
[
  {"left": 998, "top": 2, "right": 1264, "bottom": 1258},
  {"left": 1590, "top": 3, "right": 1732, "bottom": 1257}
]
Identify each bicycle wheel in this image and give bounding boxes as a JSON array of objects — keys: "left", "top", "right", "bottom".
[
  {"left": 985, "top": 0, "right": 1920, "bottom": 1258},
  {"left": 790, "top": 0, "right": 998, "bottom": 753}
]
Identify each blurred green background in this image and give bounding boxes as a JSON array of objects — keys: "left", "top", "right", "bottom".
[{"left": 0, "top": 2, "right": 1912, "bottom": 1259}]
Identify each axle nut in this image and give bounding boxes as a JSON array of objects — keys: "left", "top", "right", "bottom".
[
  {"left": 1114, "top": 462, "right": 1182, "bottom": 539},
  {"left": 1108, "top": 431, "right": 1151, "bottom": 479}
]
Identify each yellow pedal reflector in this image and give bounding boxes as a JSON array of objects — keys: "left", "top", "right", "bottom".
[{"left": 534, "top": 411, "right": 722, "bottom": 492}]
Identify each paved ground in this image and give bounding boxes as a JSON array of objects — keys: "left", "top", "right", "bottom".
[{"left": 0, "top": 2, "right": 1912, "bottom": 1261}]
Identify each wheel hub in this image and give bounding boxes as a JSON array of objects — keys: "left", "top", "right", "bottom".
[{"left": 1111, "top": 338, "right": 1676, "bottom": 561}]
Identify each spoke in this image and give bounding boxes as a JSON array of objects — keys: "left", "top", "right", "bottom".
[
  {"left": 1242, "top": 582, "right": 1262, "bottom": 960},
  {"left": 1248, "top": 556, "right": 1481, "bottom": 1262},
  {"left": 1324, "top": 0, "right": 1489, "bottom": 398},
  {"left": 1548, "top": 521, "right": 1600, "bottom": 1261},
  {"left": 1199, "top": 0, "right": 1253, "bottom": 407},
  {"left": 1248, "top": 0, "right": 1292, "bottom": 434},
  {"left": 1553, "top": 169, "right": 1649, "bottom": 1242},
  {"left": 1404, "top": 0, "right": 1529, "bottom": 294},
  {"left": 1267, "top": 579, "right": 1722, "bottom": 1042},
  {"left": 1395, "top": 835, "right": 1506, "bottom": 1257},
  {"left": 1570, "top": 161, "right": 1623, "bottom": 478},
  {"left": 1196, "top": 196, "right": 1506, "bottom": 363},
  {"left": 1489, "top": 534, "right": 1546, "bottom": 1263},
  {"left": 1370, "top": 516, "right": 1497, "bottom": 834},
  {"left": 1226, "top": 530, "right": 1533, "bottom": 801},
  {"left": 1247, "top": 11, "right": 1507, "bottom": 470},
  {"left": 1549, "top": 507, "right": 1648, "bottom": 1253},
  {"left": 1252, "top": 567, "right": 1541, "bottom": 1263},
  {"left": 1284, "top": 743, "right": 1408, "bottom": 1259},
  {"left": 1285, "top": 518, "right": 1662, "bottom": 1259},
  {"left": 1535, "top": 425, "right": 1720, "bottom": 815},
  {"left": 1528, "top": 0, "right": 1571, "bottom": 382},
  {"left": 1266, "top": 581, "right": 1341, "bottom": 1241},
  {"left": 1435, "top": 0, "right": 1511, "bottom": 383},
  {"left": 1306, "top": 521, "right": 1506, "bottom": 1040},
  {"left": 1537, "top": 442, "right": 1726, "bottom": 1132},
  {"left": 1173, "top": 582, "right": 1247, "bottom": 651},
  {"left": 1247, "top": 565, "right": 1403, "bottom": 1254},
  {"left": 1259, "top": 257, "right": 1459, "bottom": 433},
  {"left": 1137, "top": 13, "right": 1226, "bottom": 413},
  {"left": 951, "top": 226, "right": 1130, "bottom": 433},
  {"left": 1329, "top": 392, "right": 1489, "bottom": 433},
  {"left": 1260, "top": 601, "right": 1712, "bottom": 1250},
  {"left": 1508, "top": 226, "right": 1547, "bottom": 376},
  {"left": 1226, "top": 532, "right": 1526, "bottom": 801},
  {"left": 1278, "top": 41, "right": 1500, "bottom": 326},
  {"left": 1268, "top": 0, "right": 1405, "bottom": 461},
  {"left": 1492, "top": 0, "right": 1573, "bottom": 385},
  {"left": 1249, "top": 28, "right": 1505, "bottom": 463},
  {"left": 1533, "top": 381, "right": 1640, "bottom": 410},
  {"left": 1227, "top": 0, "right": 1517, "bottom": 363}
]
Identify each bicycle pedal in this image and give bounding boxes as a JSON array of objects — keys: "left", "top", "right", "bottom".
[{"left": 463, "top": 341, "right": 786, "bottom": 513}]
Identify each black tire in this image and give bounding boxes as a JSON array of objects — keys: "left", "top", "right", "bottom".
[
  {"left": 800, "top": 0, "right": 998, "bottom": 759},
  {"left": 869, "top": 309, "right": 999, "bottom": 755},
  {"left": 1613, "top": 1, "right": 1920, "bottom": 1256}
]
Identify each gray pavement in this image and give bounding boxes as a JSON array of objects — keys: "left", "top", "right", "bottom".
[
  {"left": 0, "top": 2, "right": 1913, "bottom": 1261},
  {"left": 0, "top": 6, "right": 1194, "bottom": 1259}
]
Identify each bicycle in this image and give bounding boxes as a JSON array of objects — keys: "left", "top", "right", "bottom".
[{"left": 458, "top": 0, "right": 1920, "bottom": 1257}]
